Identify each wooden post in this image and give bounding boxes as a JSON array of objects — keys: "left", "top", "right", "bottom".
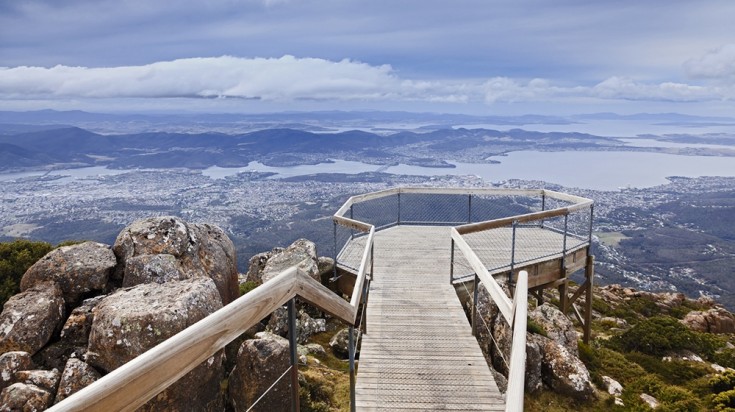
[
  {"left": 349, "top": 326, "right": 356, "bottom": 412},
  {"left": 584, "top": 255, "right": 595, "bottom": 344},
  {"left": 558, "top": 272, "right": 568, "bottom": 314},
  {"left": 288, "top": 299, "right": 300, "bottom": 412},
  {"left": 472, "top": 274, "right": 479, "bottom": 336}
]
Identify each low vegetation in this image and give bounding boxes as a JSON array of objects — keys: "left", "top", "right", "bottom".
[{"left": 0, "top": 239, "right": 54, "bottom": 306}]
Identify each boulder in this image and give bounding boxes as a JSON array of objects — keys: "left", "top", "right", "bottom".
[
  {"left": 13, "top": 370, "right": 59, "bottom": 394},
  {"left": 228, "top": 333, "right": 292, "bottom": 412},
  {"left": 261, "top": 239, "right": 320, "bottom": 284},
  {"left": 317, "top": 257, "right": 335, "bottom": 280},
  {"left": 87, "top": 278, "right": 222, "bottom": 372},
  {"left": 19, "top": 242, "right": 116, "bottom": 300},
  {"left": 86, "top": 278, "right": 224, "bottom": 411},
  {"left": 540, "top": 338, "right": 595, "bottom": 401},
  {"left": 113, "top": 216, "right": 238, "bottom": 304},
  {"left": 529, "top": 303, "right": 579, "bottom": 356},
  {"left": 490, "top": 311, "right": 513, "bottom": 376},
  {"left": 60, "top": 296, "right": 105, "bottom": 346},
  {"left": 33, "top": 342, "right": 86, "bottom": 372},
  {"left": 0, "top": 352, "right": 33, "bottom": 391},
  {"left": 329, "top": 328, "right": 361, "bottom": 359},
  {"left": 640, "top": 393, "right": 659, "bottom": 409},
  {"left": 0, "top": 282, "right": 65, "bottom": 356},
  {"left": 0, "top": 383, "right": 53, "bottom": 411},
  {"left": 681, "top": 307, "right": 735, "bottom": 334},
  {"left": 54, "top": 358, "right": 100, "bottom": 405},
  {"left": 266, "top": 308, "right": 326, "bottom": 344}
]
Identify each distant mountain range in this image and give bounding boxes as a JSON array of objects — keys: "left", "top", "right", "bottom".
[{"left": 0, "top": 125, "right": 623, "bottom": 171}]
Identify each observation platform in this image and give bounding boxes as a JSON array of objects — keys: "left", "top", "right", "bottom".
[{"left": 332, "top": 188, "right": 595, "bottom": 412}]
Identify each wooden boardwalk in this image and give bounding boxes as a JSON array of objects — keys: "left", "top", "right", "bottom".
[{"left": 349, "top": 226, "right": 506, "bottom": 411}]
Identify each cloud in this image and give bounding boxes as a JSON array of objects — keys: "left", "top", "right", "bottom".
[
  {"left": 1, "top": 56, "right": 732, "bottom": 108},
  {"left": 684, "top": 44, "right": 735, "bottom": 80}
]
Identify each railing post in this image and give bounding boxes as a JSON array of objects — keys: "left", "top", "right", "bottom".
[
  {"left": 397, "top": 192, "right": 401, "bottom": 225},
  {"left": 540, "top": 192, "right": 546, "bottom": 228},
  {"left": 468, "top": 194, "right": 472, "bottom": 223},
  {"left": 287, "top": 299, "right": 300, "bottom": 412},
  {"left": 472, "top": 274, "right": 479, "bottom": 336},
  {"left": 332, "top": 221, "right": 339, "bottom": 280},
  {"left": 588, "top": 204, "right": 594, "bottom": 244},
  {"left": 509, "top": 221, "right": 517, "bottom": 286},
  {"left": 349, "top": 325, "right": 356, "bottom": 412},
  {"left": 562, "top": 214, "right": 568, "bottom": 258},
  {"left": 450, "top": 239, "right": 455, "bottom": 284},
  {"left": 349, "top": 205, "right": 355, "bottom": 239}
]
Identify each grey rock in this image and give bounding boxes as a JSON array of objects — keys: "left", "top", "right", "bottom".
[
  {"left": 261, "top": 239, "right": 320, "bottom": 284},
  {"left": 0, "top": 383, "right": 53, "bottom": 412},
  {"left": 602, "top": 375, "right": 623, "bottom": 396},
  {"left": 525, "top": 334, "right": 544, "bottom": 394},
  {"left": 13, "top": 370, "right": 59, "bottom": 394},
  {"left": 54, "top": 358, "right": 100, "bottom": 405},
  {"left": 87, "top": 278, "right": 222, "bottom": 372},
  {"left": 540, "top": 338, "right": 595, "bottom": 401},
  {"left": 228, "top": 333, "right": 292, "bottom": 412},
  {"left": 640, "top": 393, "right": 659, "bottom": 409},
  {"left": 20, "top": 242, "right": 115, "bottom": 300},
  {"left": 266, "top": 308, "right": 326, "bottom": 344},
  {"left": 245, "top": 251, "right": 273, "bottom": 285},
  {"left": 0, "top": 352, "right": 33, "bottom": 391},
  {"left": 32, "top": 342, "right": 86, "bottom": 372},
  {"left": 529, "top": 303, "right": 579, "bottom": 356},
  {"left": 0, "top": 282, "right": 65, "bottom": 356},
  {"left": 329, "top": 328, "right": 361, "bottom": 359},
  {"left": 121, "top": 254, "right": 186, "bottom": 287}
]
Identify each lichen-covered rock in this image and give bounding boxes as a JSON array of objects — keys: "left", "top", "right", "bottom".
[
  {"left": 122, "top": 254, "right": 186, "bottom": 287},
  {"left": 317, "top": 256, "right": 335, "bottom": 281},
  {"left": 261, "top": 239, "right": 319, "bottom": 284},
  {"left": 0, "top": 383, "right": 53, "bottom": 411},
  {"left": 0, "top": 352, "right": 33, "bottom": 391},
  {"left": 14, "top": 370, "right": 60, "bottom": 394},
  {"left": 681, "top": 307, "right": 735, "bottom": 334},
  {"left": 20, "top": 242, "right": 115, "bottom": 300},
  {"left": 0, "top": 282, "right": 65, "bottom": 356},
  {"left": 540, "top": 338, "right": 595, "bottom": 401},
  {"left": 113, "top": 216, "right": 238, "bottom": 304},
  {"left": 525, "top": 334, "right": 544, "bottom": 394},
  {"left": 266, "top": 308, "right": 326, "bottom": 344},
  {"left": 602, "top": 375, "right": 623, "bottom": 396},
  {"left": 529, "top": 303, "right": 579, "bottom": 356},
  {"left": 86, "top": 278, "right": 224, "bottom": 411},
  {"left": 32, "top": 342, "right": 86, "bottom": 372},
  {"left": 87, "top": 278, "right": 222, "bottom": 372},
  {"left": 54, "top": 358, "right": 100, "bottom": 405},
  {"left": 60, "top": 296, "right": 105, "bottom": 346},
  {"left": 640, "top": 393, "right": 659, "bottom": 409},
  {"left": 329, "top": 328, "right": 361, "bottom": 359},
  {"left": 228, "top": 333, "right": 291, "bottom": 412}
]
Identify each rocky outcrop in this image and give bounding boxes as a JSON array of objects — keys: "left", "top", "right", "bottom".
[
  {"left": 14, "top": 369, "right": 59, "bottom": 395},
  {"left": 681, "top": 307, "right": 735, "bottom": 334},
  {"left": 0, "top": 382, "right": 53, "bottom": 411},
  {"left": 113, "top": 216, "right": 238, "bottom": 304},
  {"left": 60, "top": 296, "right": 105, "bottom": 346},
  {"left": 0, "top": 282, "right": 65, "bottom": 356},
  {"left": 529, "top": 303, "right": 579, "bottom": 357},
  {"left": 228, "top": 333, "right": 292, "bottom": 412},
  {"left": 260, "top": 239, "right": 320, "bottom": 284},
  {"left": 54, "top": 358, "right": 100, "bottom": 405},
  {"left": 244, "top": 250, "right": 277, "bottom": 285},
  {"left": 19, "top": 242, "right": 116, "bottom": 301},
  {"left": 524, "top": 334, "right": 544, "bottom": 394}
]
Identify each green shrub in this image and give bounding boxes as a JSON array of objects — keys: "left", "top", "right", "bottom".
[
  {"left": 623, "top": 375, "right": 702, "bottom": 411},
  {"left": 239, "top": 281, "right": 258, "bottom": 296},
  {"left": 714, "top": 348, "right": 735, "bottom": 369},
  {"left": 0, "top": 240, "right": 53, "bottom": 307},
  {"left": 609, "top": 316, "right": 721, "bottom": 358},
  {"left": 625, "top": 352, "right": 711, "bottom": 386},
  {"left": 711, "top": 371, "right": 735, "bottom": 394},
  {"left": 595, "top": 347, "right": 647, "bottom": 387},
  {"left": 713, "top": 389, "right": 735, "bottom": 410}
]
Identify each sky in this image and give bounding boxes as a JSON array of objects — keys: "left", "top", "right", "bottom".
[{"left": 1, "top": 0, "right": 734, "bottom": 116}]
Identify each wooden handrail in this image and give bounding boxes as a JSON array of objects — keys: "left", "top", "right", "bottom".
[{"left": 505, "top": 270, "right": 528, "bottom": 412}]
